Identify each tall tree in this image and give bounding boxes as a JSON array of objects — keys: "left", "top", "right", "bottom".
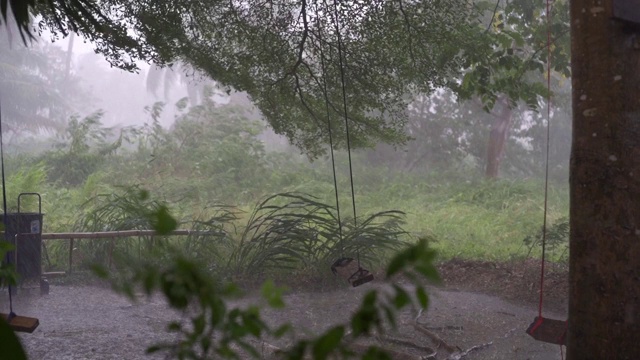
[
  {"left": 14, "top": 0, "right": 480, "bottom": 157},
  {"left": 454, "top": 0, "right": 571, "bottom": 178},
  {"left": 0, "top": 22, "right": 84, "bottom": 137},
  {"left": 568, "top": 0, "right": 640, "bottom": 358},
  {"left": 5, "top": 0, "right": 640, "bottom": 356},
  {"left": 145, "top": 63, "right": 218, "bottom": 106}
]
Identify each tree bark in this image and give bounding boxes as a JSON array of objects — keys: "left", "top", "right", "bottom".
[
  {"left": 65, "top": 32, "right": 75, "bottom": 80},
  {"left": 568, "top": 1, "right": 640, "bottom": 358},
  {"left": 484, "top": 95, "right": 513, "bottom": 178}
]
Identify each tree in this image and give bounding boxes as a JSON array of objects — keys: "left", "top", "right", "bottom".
[
  {"left": 145, "top": 62, "right": 220, "bottom": 106},
  {"left": 454, "top": 0, "right": 571, "bottom": 178},
  {"left": 567, "top": 1, "right": 640, "bottom": 358},
  {"left": 0, "top": 22, "right": 87, "bottom": 138},
  {"left": 4, "top": 0, "right": 640, "bottom": 356},
  {"left": 7, "top": 0, "right": 481, "bottom": 157}
]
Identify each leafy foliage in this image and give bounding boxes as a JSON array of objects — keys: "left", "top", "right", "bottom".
[
  {"left": 66, "top": 186, "right": 437, "bottom": 360},
  {"left": 15, "top": 0, "right": 483, "bottom": 156},
  {"left": 523, "top": 216, "right": 569, "bottom": 261},
  {"left": 95, "top": 216, "right": 438, "bottom": 360},
  {"left": 72, "top": 188, "right": 410, "bottom": 285},
  {"left": 0, "top": 241, "right": 18, "bottom": 289},
  {"left": 455, "top": 0, "right": 571, "bottom": 111},
  {"left": 0, "top": 22, "right": 86, "bottom": 136},
  {"left": 39, "top": 111, "right": 133, "bottom": 186},
  {"left": 228, "top": 192, "right": 408, "bottom": 279},
  {"left": 0, "top": 241, "right": 27, "bottom": 360}
]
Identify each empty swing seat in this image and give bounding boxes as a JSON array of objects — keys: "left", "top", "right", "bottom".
[
  {"left": 1, "top": 312, "right": 40, "bottom": 333},
  {"left": 526, "top": 316, "right": 567, "bottom": 345},
  {"left": 331, "top": 257, "right": 374, "bottom": 287}
]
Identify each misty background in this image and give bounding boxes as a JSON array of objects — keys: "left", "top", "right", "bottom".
[{"left": 0, "top": 20, "right": 572, "bottom": 264}]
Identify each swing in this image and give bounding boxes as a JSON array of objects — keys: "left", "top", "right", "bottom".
[
  {"left": 525, "top": 0, "right": 566, "bottom": 346},
  {"left": 1, "top": 312, "right": 40, "bottom": 333},
  {"left": 331, "top": 257, "right": 374, "bottom": 288},
  {"left": 0, "top": 102, "right": 40, "bottom": 333},
  {"left": 318, "top": 3, "right": 373, "bottom": 288}
]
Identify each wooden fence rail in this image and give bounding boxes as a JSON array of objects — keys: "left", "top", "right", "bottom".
[{"left": 40, "top": 230, "right": 222, "bottom": 273}]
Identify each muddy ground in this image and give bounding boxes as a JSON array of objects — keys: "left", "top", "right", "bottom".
[{"left": 4, "top": 259, "right": 569, "bottom": 359}]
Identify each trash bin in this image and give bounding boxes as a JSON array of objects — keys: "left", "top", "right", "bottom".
[{"left": 1, "top": 193, "right": 43, "bottom": 284}]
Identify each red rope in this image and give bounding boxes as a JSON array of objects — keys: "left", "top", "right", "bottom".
[{"left": 538, "top": 0, "right": 553, "bottom": 320}]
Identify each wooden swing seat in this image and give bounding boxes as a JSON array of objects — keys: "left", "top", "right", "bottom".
[
  {"left": 526, "top": 316, "right": 567, "bottom": 345},
  {"left": 1, "top": 312, "right": 40, "bottom": 333},
  {"left": 331, "top": 257, "right": 374, "bottom": 287}
]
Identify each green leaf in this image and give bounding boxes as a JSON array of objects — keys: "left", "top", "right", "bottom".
[
  {"left": 138, "top": 189, "right": 149, "bottom": 201},
  {"left": 146, "top": 344, "right": 163, "bottom": 354},
  {"left": 0, "top": 317, "right": 28, "bottom": 360},
  {"left": 312, "top": 326, "right": 345, "bottom": 360},
  {"left": 192, "top": 315, "right": 205, "bottom": 334},
  {"left": 385, "top": 249, "right": 411, "bottom": 277},
  {"left": 90, "top": 264, "right": 109, "bottom": 279},
  {"left": 167, "top": 321, "right": 182, "bottom": 332},
  {"left": 201, "top": 336, "right": 212, "bottom": 353},
  {"left": 392, "top": 285, "right": 411, "bottom": 309},
  {"left": 274, "top": 324, "right": 292, "bottom": 338},
  {"left": 142, "top": 270, "right": 158, "bottom": 295},
  {"left": 261, "top": 279, "right": 286, "bottom": 309},
  {"left": 415, "top": 287, "right": 429, "bottom": 309},
  {"left": 362, "top": 346, "right": 392, "bottom": 360},
  {"left": 241, "top": 309, "right": 264, "bottom": 337},
  {"left": 149, "top": 205, "right": 178, "bottom": 235}
]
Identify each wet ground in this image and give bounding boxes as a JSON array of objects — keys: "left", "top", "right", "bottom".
[{"left": 6, "top": 275, "right": 567, "bottom": 360}]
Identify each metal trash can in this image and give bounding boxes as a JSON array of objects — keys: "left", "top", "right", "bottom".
[{"left": 1, "top": 193, "right": 43, "bottom": 287}]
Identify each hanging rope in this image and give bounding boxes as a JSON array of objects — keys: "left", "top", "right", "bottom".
[
  {"left": 0, "top": 99, "right": 15, "bottom": 321},
  {"left": 323, "top": 2, "right": 373, "bottom": 287},
  {"left": 526, "top": 0, "right": 567, "bottom": 349},
  {"left": 537, "top": 0, "right": 553, "bottom": 320},
  {"left": 331, "top": 0, "right": 358, "bottom": 227},
  {"left": 315, "top": 11, "right": 344, "bottom": 255}
]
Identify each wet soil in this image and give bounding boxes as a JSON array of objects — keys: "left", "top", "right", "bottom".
[{"left": 4, "top": 259, "right": 569, "bottom": 359}]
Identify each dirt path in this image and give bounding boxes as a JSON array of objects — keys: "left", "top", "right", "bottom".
[{"left": 5, "top": 280, "right": 567, "bottom": 360}]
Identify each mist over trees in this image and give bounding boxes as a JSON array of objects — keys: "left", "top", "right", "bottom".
[
  {"left": 4, "top": 0, "right": 637, "bottom": 358},
  {"left": 2, "top": 0, "right": 572, "bottom": 182}
]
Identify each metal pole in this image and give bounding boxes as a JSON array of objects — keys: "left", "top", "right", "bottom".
[{"left": 68, "top": 238, "right": 74, "bottom": 273}]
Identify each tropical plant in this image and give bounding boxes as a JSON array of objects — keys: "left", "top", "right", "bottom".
[
  {"left": 523, "top": 216, "right": 569, "bottom": 261},
  {"left": 226, "top": 193, "right": 409, "bottom": 281},
  {"left": 0, "top": 241, "right": 27, "bottom": 360},
  {"left": 125, "top": 96, "right": 269, "bottom": 203},
  {"left": 39, "top": 111, "right": 135, "bottom": 186},
  {"left": 94, "top": 227, "right": 439, "bottom": 360}
]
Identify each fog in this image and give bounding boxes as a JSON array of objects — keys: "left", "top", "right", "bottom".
[{"left": 1, "top": 4, "right": 573, "bottom": 359}]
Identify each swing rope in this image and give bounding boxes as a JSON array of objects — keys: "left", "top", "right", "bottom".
[
  {"left": 331, "top": 0, "right": 358, "bottom": 228},
  {"left": 537, "top": 0, "right": 553, "bottom": 321},
  {"left": 332, "top": 0, "right": 373, "bottom": 282},
  {"left": 320, "top": 2, "right": 372, "bottom": 287},
  {"left": 331, "top": 0, "right": 366, "bottom": 271},
  {"left": 0, "top": 100, "right": 16, "bottom": 322},
  {"left": 526, "top": 0, "right": 567, "bottom": 352},
  {"left": 315, "top": 11, "right": 344, "bottom": 256}
]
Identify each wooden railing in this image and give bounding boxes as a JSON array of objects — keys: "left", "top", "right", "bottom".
[{"left": 41, "top": 230, "right": 221, "bottom": 273}]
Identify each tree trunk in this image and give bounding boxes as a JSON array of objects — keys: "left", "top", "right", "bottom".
[
  {"left": 568, "top": 1, "right": 640, "bottom": 358},
  {"left": 484, "top": 95, "right": 513, "bottom": 178},
  {"left": 65, "top": 32, "right": 75, "bottom": 80}
]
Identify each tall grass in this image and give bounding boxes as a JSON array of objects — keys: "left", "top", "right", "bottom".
[
  {"left": 5, "top": 135, "right": 570, "bottom": 271},
  {"left": 61, "top": 190, "right": 411, "bottom": 285},
  {"left": 226, "top": 193, "right": 409, "bottom": 280}
]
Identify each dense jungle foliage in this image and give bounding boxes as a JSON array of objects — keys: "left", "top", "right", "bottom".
[{"left": 1, "top": 92, "right": 570, "bottom": 280}]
